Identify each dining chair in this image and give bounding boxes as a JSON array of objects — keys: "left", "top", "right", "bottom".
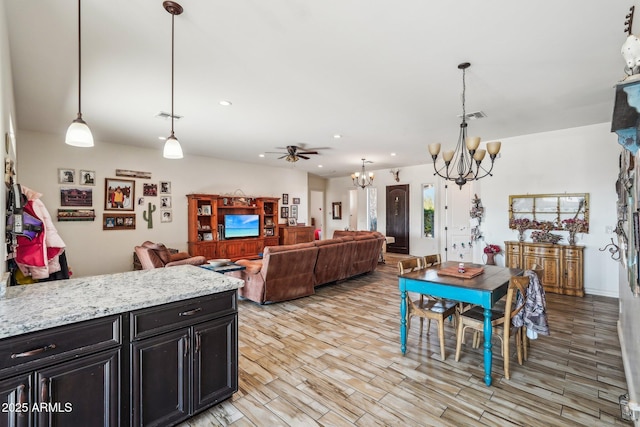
[
  {"left": 454, "top": 275, "right": 531, "bottom": 379},
  {"left": 398, "top": 255, "right": 458, "bottom": 360}
]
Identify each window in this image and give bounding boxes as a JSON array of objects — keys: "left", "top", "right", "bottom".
[
  {"left": 423, "top": 184, "right": 435, "bottom": 237},
  {"left": 367, "top": 187, "right": 377, "bottom": 231}
]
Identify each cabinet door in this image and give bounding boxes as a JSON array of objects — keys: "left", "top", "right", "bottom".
[
  {"left": 192, "top": 315, "right": 237, "bottom": 413},
  {"left": 34, "top": 348, "right": 119, "bottom": 427},
  {"left": 0, "top": 375, "right": 31, "bottom": 427},
  {"left": 131, "top": 329, "right": 189, "bottom": 427},
  {"left": 564, "top": 257, "right": 583, "bottom": 292},
  {"left": 524, "top": 255, "right": 560, "bottom": 287}
]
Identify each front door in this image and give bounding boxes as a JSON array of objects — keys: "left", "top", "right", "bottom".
[{"left": 386, "top": 185, "right": 409, "bottom": 254}]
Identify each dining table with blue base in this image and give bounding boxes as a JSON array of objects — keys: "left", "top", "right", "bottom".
[{"left": 398, "top": 261, "right": 523, "bottom": 386}]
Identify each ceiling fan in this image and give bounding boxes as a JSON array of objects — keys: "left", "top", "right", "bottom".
[{"left": 268, "top": 145, "right": 321, "bottom": 162}]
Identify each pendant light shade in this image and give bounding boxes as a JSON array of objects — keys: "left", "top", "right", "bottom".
[
  {"left": 163, "top": 133, "right": 183, "bottom": 159},
  {"left": 66, "top": 0, "right": 94, "bottom": 147},
  {"left": 163, "top": 1, "right": 183, "bottom": 159},
  {"left": 65, "top": 116, "right": 94, "bottom": 147}
]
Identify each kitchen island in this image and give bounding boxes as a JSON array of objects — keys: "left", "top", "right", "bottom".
[{"left": 0, "top": 265, "right": 244, "bottom": 427}]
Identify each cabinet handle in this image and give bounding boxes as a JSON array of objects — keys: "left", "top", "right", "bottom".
[
  {"left": 40, "top": 377, "right": 49, "bottom": 402},
  {"left": 179, "top": 307, "right": 202, "bottom": 316},
  {"left": 195, "top": 331, "right": 201, "bottom": 353},
  {"left": 183, "top": 335, "right": 189, "bottom": 357},
  {"left": 11, "top": 344, "right": 56, "bottom": 359}
]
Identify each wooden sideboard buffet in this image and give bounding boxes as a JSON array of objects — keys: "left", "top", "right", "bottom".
[
  {"left": 278, "top": 225, "right": 314, "bottom": 245},
  {"left": 504, "top": 241, "right": 584, "bottom": 296}
]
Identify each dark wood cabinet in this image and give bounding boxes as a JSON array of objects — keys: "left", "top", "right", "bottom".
[
  {"left": 130, "top": 291, "right": 238, "bottom": 427},
  {"left": 131, "top": 329, "right": 189, "bottom": 427},
  {"left": 0, "top": 316, "right": 121, "bottom": 427},
  {"left": 192, "top": 316, "right": 237, "bottom": 412}
]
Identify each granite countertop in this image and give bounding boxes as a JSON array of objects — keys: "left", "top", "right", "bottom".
[{"left": 0, "top": 265, "right": 244, "bottom": 340}]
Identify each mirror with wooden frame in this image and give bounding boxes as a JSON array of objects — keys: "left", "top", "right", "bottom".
[
  {"left": 509, "top": 193, "right": 589, "bottom": 232},
  {"left": 332, "top": 202, "right": 342, "bottom": 220}
]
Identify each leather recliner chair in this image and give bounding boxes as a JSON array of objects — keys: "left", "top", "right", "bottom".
[{"left": 134, "top": 241, "right": 206, "bottom": 269}]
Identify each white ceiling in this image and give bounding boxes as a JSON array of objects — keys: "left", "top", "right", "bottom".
[{"left": 4, "top": 0, "right": 631, "bottom": 177}]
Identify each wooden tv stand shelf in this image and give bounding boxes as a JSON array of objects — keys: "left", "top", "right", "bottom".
[
  {"left": 504, "top": 240, "right": 584, "bottom": 296},
  {"left": 187, "top": 194, "right": 280, "bottom": 260}
]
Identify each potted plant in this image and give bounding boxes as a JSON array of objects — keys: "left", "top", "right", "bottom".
[{"left": 483, "top": 244, "right": 502, "bottom": 265}]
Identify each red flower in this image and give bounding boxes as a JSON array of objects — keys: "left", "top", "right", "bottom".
[{"left": 484, "top": 244, "right": 501, "bottom": 254}]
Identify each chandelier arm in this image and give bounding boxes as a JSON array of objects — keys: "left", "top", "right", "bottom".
[{"left": 473, "top": 159, "right": 497, "bottom": 179}]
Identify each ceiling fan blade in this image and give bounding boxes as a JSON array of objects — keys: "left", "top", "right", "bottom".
[
  {"left": 298, "top": 155, "right": 310, "bottom": 160},
  {"left": 277, "top": 155, "right": 288, "bottom": 159},
  {"left": 297, "top": 151, "right": 318, "bottom": 155}
]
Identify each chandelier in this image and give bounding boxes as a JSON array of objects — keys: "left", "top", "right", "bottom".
[
  {"left": 352, "top": 158, "right": 374, "bottom": 189},
  {"left": 428, "top": 62, "right": 501, "bottom": 189}
]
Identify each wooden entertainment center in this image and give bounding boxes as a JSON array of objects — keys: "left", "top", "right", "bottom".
[{"left": 187, "top": 194, "right": 279, "bottom": 260}]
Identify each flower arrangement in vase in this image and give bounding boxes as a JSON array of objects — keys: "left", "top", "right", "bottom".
[
  {"left": 509, "top": 217, "right": 531, "bottom": 241},
  {"left": 483, "top": 244, "right": 501, "bottom": 265},
  {"left": 530, "top": 221, "right": 563, "bottom": 244},
  {"left": 562, "top": 218, "right": 588, "bottom": 245}
]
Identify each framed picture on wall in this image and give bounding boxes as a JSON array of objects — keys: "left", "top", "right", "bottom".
[
  {"left": 160, "top": 181, "right": 171, "bottom": 194},
  {"left": 282, "top": 193, "right": 289, "bottom": 205},
  {"left": 290, "top": 205, "right": 298, "bottom": 219},
  {"left": 60, "top": 187, "right": 93, "bottom": 207},
  {"left": 281, "top": 206, "right": 289, "bottom": 218},
  {"left": 161, "top": 210, "right": 172, "bottom": 223},
  {"left": 58, "top": 168, "right": 75, "bottom": 184},
  {"left": 79, "top": 170, "right": 95, "bottom": 185},
  {"left": 103, "top": 213, "right": 136, "bottom": 230},
  {"left": 105, "top": 178, "right": 135, "bottom": 211},
  {"left": 293, "top": 197, "right": 300, "bottom": 204},
  {"left": 143, "top": 183, "right": 158, "bottom": 197}
]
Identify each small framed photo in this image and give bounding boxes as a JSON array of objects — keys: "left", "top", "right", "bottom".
[
  {"left": 282, "top": 193, "right": 289, "bottom": 205},
  {"left": 103, "top": 213, "right": 136, "bottom": 230},
  {"left": 290, "top": 205, "right": 298, "bottom": 219},
  {"left": 201, "top": 205, "right": 212, "bottom": 215},
  {"left": 105, "top": 178, "right": 135, "bottom": 211},
  {"left": 293, "top": 197, "right": 300, "bottom": 205},
  {"left": 287, "top": 217, "right": 297, "bottom": 226},
  {"left": 143, "top": 183, "right": 158, "bottom": 197},
  {"left": 79, "top": 170, "right": 95, "bottom": 185},
  {"left": 58, "top": 168, "right": 75, "bottom": 184},
  {"left": 160, "top": 181, "right": 171, "bottom": 194},
  {"left": 265, "top": 228, "right": 274, "bottom": 236},
  {"left": 281, "top": 206, "right": 289, "bottom": 218},
  {"left": 161, "top": 210, "right": 172, "bottom": 223},
  {"left": 160, "top": 196, "right": 172, "bottom": 208},
  {"left": 202, "top": 232, "right": 213, "bottom": 241}
]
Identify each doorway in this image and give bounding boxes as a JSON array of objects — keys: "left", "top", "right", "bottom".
[
  {"left": 309, "top": 190, "right": 324, "bottom": 239},
  {"left": 386, "top": 184, "right": 409, "bottom": 254}
]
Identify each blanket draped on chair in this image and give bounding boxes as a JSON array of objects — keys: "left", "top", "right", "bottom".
[{"left": 512, "top": 269, "right": 550, "bottom": 339}]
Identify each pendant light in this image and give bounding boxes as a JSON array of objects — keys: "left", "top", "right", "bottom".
[
  {"left": 65, "top": 0, "right": 94, "bottom": 147},
  {"left": 163, "top": 1, "right": 184, "bottom": 159}
]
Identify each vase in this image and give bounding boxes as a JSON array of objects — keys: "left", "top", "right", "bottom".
[
  {"left": 569, "top": 231, "right": 576, "bottom": 245},
  {"left": 485, "top": 253, "right": 496, "bottom": 265},
  {"left": 518, "top": 230, "right": 525, "bottom": 242}
]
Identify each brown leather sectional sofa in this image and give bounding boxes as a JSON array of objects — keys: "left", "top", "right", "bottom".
[{"left": 228, "top": 231, "right": 385, "bottom": 304}]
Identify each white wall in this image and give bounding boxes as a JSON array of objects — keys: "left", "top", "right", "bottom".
[{"left": 17, "top": 130, "right": 309, "bottom": 277}]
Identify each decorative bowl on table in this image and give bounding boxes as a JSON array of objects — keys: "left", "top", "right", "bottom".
[{"left": 208, "top": 259, "right": 231, "bottom": 268}]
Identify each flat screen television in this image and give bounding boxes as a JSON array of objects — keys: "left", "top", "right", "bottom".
[{"left": 224, "top": 214, "right": 260, "bottom": 239}]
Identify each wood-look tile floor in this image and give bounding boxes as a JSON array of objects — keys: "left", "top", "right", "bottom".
[{"left": 180, "top": 256, "right": 631, "bottom": 426}]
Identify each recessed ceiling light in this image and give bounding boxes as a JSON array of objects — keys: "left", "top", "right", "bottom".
[
  {"left": 318, "top": 165, "right": 323, "bottom": 168},
  {"left": 219, "top": 100, "right": 232, "bottom": 106},
  {"left": 391, "top": 152, "right": 396, "bottom": 156},
  {"left": 158, "top": 136, "right": 166, "bottom": 140},
  {"left": 333, "top": 134, "right": 342, "bottom": 139},
  {"left": 259, "top": 154, "right": 265, "bottom": 158}
]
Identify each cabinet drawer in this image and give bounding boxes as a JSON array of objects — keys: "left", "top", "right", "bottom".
[
  {"left": 0, "top": 315, "right": 121, "bottom": 376},
  {"left": 564, "top": 248, "right": 582, "bottom": 258},
  {"left": 506, "top": 243, "right": 521, "bottom": 253},
  {"left": 523, "top": 246, "right": 560, "bottom": 256},
  {"left": 131, "top": 291, "right": 237, "bottom": 340}
]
